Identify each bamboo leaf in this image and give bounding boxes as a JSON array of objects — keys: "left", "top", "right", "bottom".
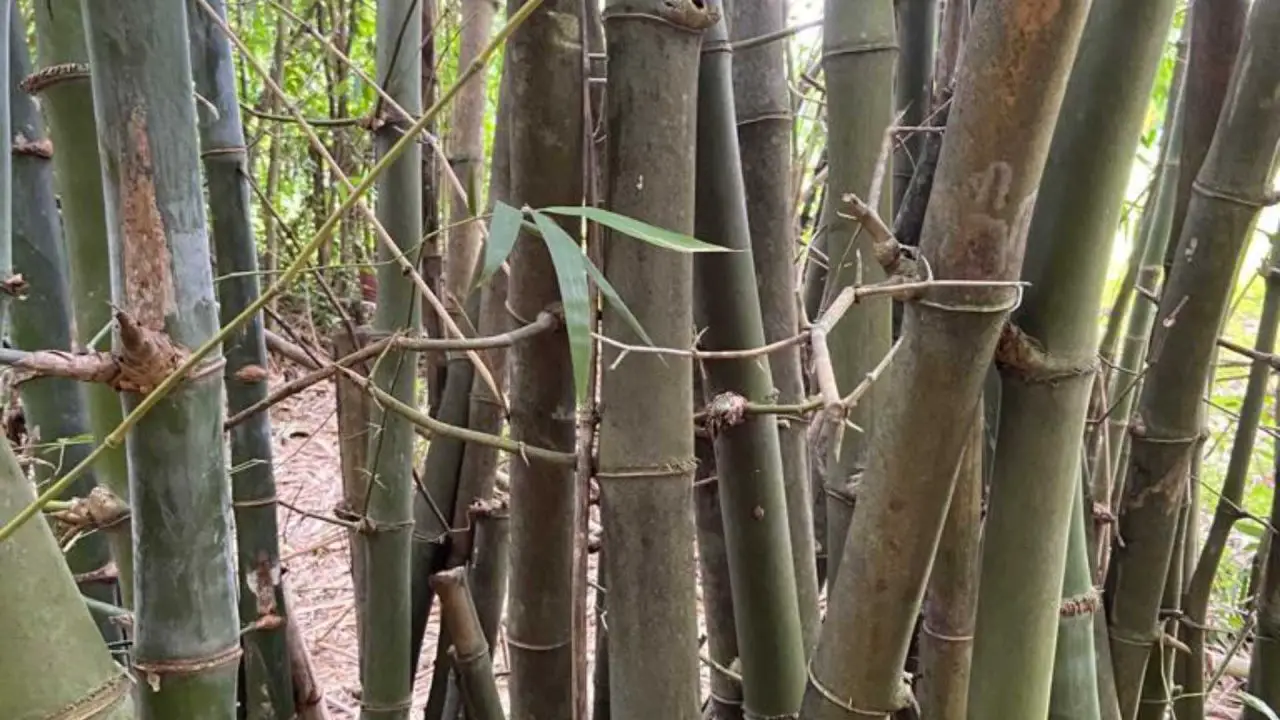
[
  {"left": 1239, "top": 692, "right": 1280, "bottom": 720},
  {"left": 520, "top": 216, "right": 656, "bottom": 349},
  {"left": 540, "top": 205, "right": 733, "bottom": 253},
  {"left": 478, "top": 201, "right": 523, "bottom": 287},
  {"left": 531, "top": 211, "right": 594, "bottom": 402}
]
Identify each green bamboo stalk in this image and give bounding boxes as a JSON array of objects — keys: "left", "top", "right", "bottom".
[
  {"left": 503, "top": 0, "right": 583, "bottom": 714},
  {"left": 917, "top": 413, "right": 982, "bottom": 720},
  {"left": 81, "top": 0, "right": 240, "bottom": 713},
  {"left": 1047, "top": 483, "right": 1103, "bottom": 720},
  {"left": 693, "top": 7, "right": 806, "bottom": 714},
  {"left": 967, "top": 0, "right": 1177, "bottom": 714},
  {"left": 0, "top": 431, "right": 136, "bottom": 720},
  {"left": 1180, "top": 239, "right": 1280, "bottom": 719},
  {"left": 817, "top": 0, "right": 896, "bottom": 590},
  {"left": 1164, "top": 0, "right": 1248, "bottom": 275},
  {"left": 1105, "top": 0, "right": 1280, "bottom": 712},
  {"left": 802, "top": 0, "right": 1091, "bottom": 714},
  {"left": 1098, "top": 22, "right": 1189, "bottom": 563},
  {"left": 29, "top": 0, "right": 133, "bottom": 606},
  {"left": 1249, "top": 319, "right": 1280, "bottom": 719},
  {"left": 694, "top": 426, "right": 743, "bottom": 720},
  {"left": 362, "top": 0, "right": 423, "bottom": 713},
  {"left": 728, "top": 0, "right": 820, "bottom": 648},
  {"left": 9, "top": 10, "right": 120, "bottom": 642},
  {"left": 892, "top": 0, "right": 936, "bottom": 210},
  {"left": 430, "top": 568, "right": 507, "bottom": 720},
  {"left": 598, "top": 0, "right": 714, "bottom": 714},
  {"left": 1135, "top": 498, "right": 1188, "bottom": 720},
  {"left": 188, "top": 0, "right": 294, "bottom": 715}
]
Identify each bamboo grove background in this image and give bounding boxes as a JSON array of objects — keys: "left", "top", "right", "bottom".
[{"left": 0, "top": 0, "right": 1276, "bottom": 718}]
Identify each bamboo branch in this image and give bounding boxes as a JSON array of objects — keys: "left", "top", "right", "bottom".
[
  {"left": 225, "top": 311, "right": 558, "bottom": 429},
  {"left": 336, "top": 366, "right": 577, "bottom": 466}
]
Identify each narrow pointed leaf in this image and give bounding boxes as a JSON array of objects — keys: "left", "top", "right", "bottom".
[
  {"left": 532, "top": 210, "right": 593, "bottom": 402},
  {"left": 478, "top": 201, "right": 524, "bottom": 287},
  {"left": 541, "top": 204, "right": 733, "bottom": 253}
]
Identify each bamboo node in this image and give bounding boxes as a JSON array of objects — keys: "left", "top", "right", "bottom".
[
  {"left": 994, "top": 322, "right": 1098, "bottom": 384},
  {"left": 1, "top": 273, "right": 28, "bottom": 299},
  {"left": 920, "top": 622, "right": 974, "bottom": 643},
  {"left": 359, "top": 697, "right": 414, "bottom": 713},
  {"left": 50, "top": 486, "right": 131, "bottom": 535},
  {"left": 43, "top": 671, "right": 132, "bottom": 720},
  {"left": 505, "top": 635, "right": 571, "bottom": 652},
  {"left": 704, "top": 391, "right": 749, "bottom": 434},
  {"left": 134, "top": 643, "right": 243, "bottom": 690},
  {"left": 13, "top": 134, "right": 53, "bottom": 159},
  {"left": 596, "top": 457, "right": 698, "bottom": 481},
  {"left": 806, "top": 660, "right": 909, "bottom": 717},
  {"left": 1192, "top": 178, "right": 1278, "bottom": 209},
  {"left": 21, "top": 63, "right": 90, "bottom": 95},
  {"left": 1060, "top": 587, "right": 1102, "bottom": 617}
]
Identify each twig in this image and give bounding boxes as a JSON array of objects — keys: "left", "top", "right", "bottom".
[
  {"left": 729, "top": 17, "right": 822, "bottom": 51},
  {"left": 265, "top": 328, "right": 325, "bottom": 371},
  {"left": 337, "top": 366, "right": 577, "bottom": 466}
]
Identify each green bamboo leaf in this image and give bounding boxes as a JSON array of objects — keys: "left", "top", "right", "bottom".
[
  {"left": 1239, "top": 692, "right": 1280, "bottom": 720},
  {"left": 478, "top": 201, "right": 524, "bottom": 287},
  {"left": 531, "top": 211, "right": 594, "bottom": 402},
  {"left": 540, "top": 205, "right": 732, "bottom": 253}
]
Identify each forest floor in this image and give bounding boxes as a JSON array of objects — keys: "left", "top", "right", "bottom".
[{"left": 265, "top": 363, "right": 1245, "bottom": 719}]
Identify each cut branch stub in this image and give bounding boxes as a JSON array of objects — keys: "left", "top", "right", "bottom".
[{"left": 5, "top": 311, "right": 212, "bottom": 395}]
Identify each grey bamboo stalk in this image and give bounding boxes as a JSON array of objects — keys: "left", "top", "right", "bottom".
[
  {"left": 598, "top": 0, "right": 715, "bottom": 714},
  {"left": 81, "top": 0, "right": 241, "bottom": 713},
  {"left": 364, "top": 0, "right": 423, "bottom": 713},
  {"left": 693, "top": 425, "right": 743, "bottom": 720},
  {"left": 504, "top": 0, "right": 584, "bottom": 715},
  {"left": 29, "top": 0, "right": 133, "bottom": 605},
  {"left": 1105, "top": 0, "right": 1280, "bottom": 712},
  {"left": 693, "top": 7, "right": 806, "bottom": 714},
  {"left": 816, "top": 0, "right": 896, "bottom": 589},
  {"left": 801, "top": 0, "right": 1092, "bottom": 714},
  {"left": 966, "top": 0, "right": 1177, "bottom": 715},
  {"left": 728, "top": 0, "right": 820, "bottom": 646},
  {"left": 0, "top": 430, "right": 136, "bottom": 720},
  {"left": 917, "top": 412, "right": 983, "bottom": 720},
  {"left": 1047, "top": 483, "right": 1103, "bottom": 720},
  {"left": 892, "top": 0, "right": 936, "bottom": 210},
  {"left": 1164, "top": 0, "right": 1248, "bottom": 274},
  {"left": 189, "top": 0, "right": 295, "bottom": 715},
  {"left": 1248, "top": 307, "right": 1280, "bottom": 719},
  {"left": 9, "top": 11, "right": 119, "bottom": 640},
  {"left": 1099, "top": 23, "right": 1189, "bottom": 542},
  {"left": 1180, "top": 237, "right": 1280, "bottom": 719}
]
